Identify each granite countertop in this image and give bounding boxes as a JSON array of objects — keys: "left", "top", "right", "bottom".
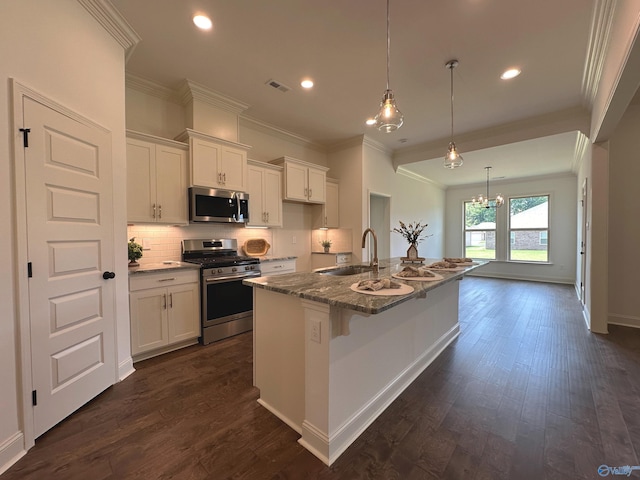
[
  {"left": 244, "top": 258, "right": 487, "bottom": 314},
  {"left": 128, "top": 261, "right": 200, "bottom": 275},
  {"left": 259, "top": 255, "right": 298, "bottom": 262}
]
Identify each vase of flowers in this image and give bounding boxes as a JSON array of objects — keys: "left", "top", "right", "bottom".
[
  {"left": 320, "top": 239, "right": 332, "bottom": 253},
  {"left": 128, "top": 237, "right": 143, "bottom": 266},
  {"left": 392, "top": 221, "right": 431, "bottom": 261}
]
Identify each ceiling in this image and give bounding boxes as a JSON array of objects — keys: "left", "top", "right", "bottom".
[{"left": 111, "top": 0, "right": 596, "bottom": 186}]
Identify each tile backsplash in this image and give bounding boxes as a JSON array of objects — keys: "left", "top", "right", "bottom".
[{"left": 127, "top": 224, "right": 275, "bottom": 264}]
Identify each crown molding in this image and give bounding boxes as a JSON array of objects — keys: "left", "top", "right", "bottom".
[
  {"left": 239, "top": 115, "right": 327, "bottom": 153},
  {"left": 572, "top": 132, "right": 590, "bottom": 173},
  {"left": 125, "top": 73, "right": 181, "bottom": 103},
  {"left": 582, "top": 0, "right": 616, "bottom": 108},
  {"left": 396, "top": 167, "right": 446, "bottom": 190},
  {"left": 77, "top": 0, "right": 141, "bottom": 61},
  {"left": 177, "top": 79, "right": 250, "bottom": 114}
]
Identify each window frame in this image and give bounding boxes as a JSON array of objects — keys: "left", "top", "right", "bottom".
[
  {"left": 463, "top": 200, "right": 497, "bottom": 260},
  {"left": 507, "top": 194, "right": 550, "bottom": 263}
]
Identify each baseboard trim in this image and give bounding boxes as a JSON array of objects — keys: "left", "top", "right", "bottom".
[
  {"left": 301, "top": 323, "right": 460, "bottom": 466},
  {"left": 257, "top": 399, "right": 302, "bottom": 435},
  {"left": 609, "top": 314, "right": 640, "bottom": 329},
  {"left": 0, "top": 432, "right": 26, "bottom": 476},
  {"left": 118, "top": 356, "right": 135, "bottom": 382},
  {"left": 468, "top": 271, "right": 574, "bottom": 285}
]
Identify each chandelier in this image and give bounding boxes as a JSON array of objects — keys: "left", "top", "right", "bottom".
[
  {"left": 373, "top": 0, "right": 403, "bottom": 132},
  {"left": 472, "top": 166, "right": 504, "bottom": 208}
]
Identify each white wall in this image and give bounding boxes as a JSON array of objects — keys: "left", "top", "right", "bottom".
[
  {"left": 608, "top": 103, "right": 640, "bottom": 328},
  {"left": 445, "top": 174, "right": 577, "bottom": 284},
  {"left": 125, "top": 87, "right": 185, "bottom": 139},
  {"left": 363, "top": 142, "right": 446, "bottom": 261},
  {"left": 0, "top": 0, "right": 129, "bottom": 471}
]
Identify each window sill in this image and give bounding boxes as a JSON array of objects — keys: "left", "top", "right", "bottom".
[{"left": 481, "top": 260, "right": 553, "bottom": 265}]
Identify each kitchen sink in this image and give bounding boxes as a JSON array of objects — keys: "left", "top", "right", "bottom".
[{"left": 315, "top": 265, "right": 386, "bottom": 276}]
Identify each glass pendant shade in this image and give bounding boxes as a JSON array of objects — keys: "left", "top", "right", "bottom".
[
  {"left": 444, "top": 141, "right": 463, "bottom": 169},
  {"left": 375, "top": 90, "right": 404, "bottom": 132}
]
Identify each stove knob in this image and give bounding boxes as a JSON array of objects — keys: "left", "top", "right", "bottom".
[
  {"left": 217, "top": 268, "right": 223, "bottom": 274},
  {"left": 232, "top": 267, "right": 237, "bottom": 272}
]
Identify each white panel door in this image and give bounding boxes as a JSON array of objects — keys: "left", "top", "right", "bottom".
[
  {"left": 247, "top": 164, "right": 266, "bottom": 226},
  {"left": 264, "top": 168, "right": 282, "bottom": 227},
  {"left": 23, "top": 97, "right": 116, "bottom": 437},
  {"left": 155, "top": 144, "right": 187, "bottom": 224}
]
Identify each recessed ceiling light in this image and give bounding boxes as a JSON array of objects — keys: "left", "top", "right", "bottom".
[
  {"left": 501, "top": 68, "right": 521, "bottom": 80},
  {"left": 193, "top": 15, "right": 212, "bottom": 30},
  {"left": 301, "top": 79, "right": 314, "bottom": 89},
  {"left": 365, "top": 118, "right": 376, "bottom": 126}
]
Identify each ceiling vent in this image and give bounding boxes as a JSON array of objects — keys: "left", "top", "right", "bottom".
[{"left": 265, "top": 78, "right": 291, "bottom": 93}]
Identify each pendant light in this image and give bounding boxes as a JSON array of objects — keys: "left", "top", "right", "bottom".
[
  {"left": 472, "top": 166, "right": 504, "bottom": 208},
  {"left": 374, "top": 0, "right": 403, "bottom": 132},
  {"left": 444, "top": 60, "right": 463, "bottom": 169}
]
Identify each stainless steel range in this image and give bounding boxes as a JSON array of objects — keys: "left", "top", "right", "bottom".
[{"left": 182, "top": 239, "right": 261, "bottom": 345}]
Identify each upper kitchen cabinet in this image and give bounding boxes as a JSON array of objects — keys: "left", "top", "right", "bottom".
[
  {"left": 314, "top": 178, "right": 340, "bottom": 228},
  {"left": 270, "top": 156, "right": 328, "bottom": 204},
  {"left": 126, "top": 131, "right": 189, "bottom": 224},
  {"left": 247, "top": 160, "right": 283, "bottom": 227},
  {"left": 176, "top": 128, "right": 250, "bottom": 192}
]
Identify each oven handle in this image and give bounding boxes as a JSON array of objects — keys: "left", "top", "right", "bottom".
[{"left": 204, "top": 272, "right": 261, "bottom": 283}]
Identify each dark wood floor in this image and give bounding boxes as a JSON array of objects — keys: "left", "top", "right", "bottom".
[{"left": 5, "top": 277, "right": 640, "bottom": 479}]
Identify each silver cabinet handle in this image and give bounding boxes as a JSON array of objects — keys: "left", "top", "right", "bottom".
[
  {"left": 309, "top": 188, "right": 312, "bottom": 198},
  {"left": 158, "top": 277, "right": 176, "bottom": 282},
  {"left": 152, "top": 203, "right": 156, "bottom": 219},
  {"left": 223, "top": 172, "right": 226, "bottom": 183},
  {"left": 158, "top": 204, "right": 162, "bottom": 219},
  {"left": 169, "top": 293, "right": 173, "bottom": 308},
  {"left": 304, "top": 187, "right": 308, "bottom": 197},
  {"left": 266, "top": 212, "right": 269, "bottom": 222},
  {"left": 163, "top": 293, "right": 167, "bottom": 310}
]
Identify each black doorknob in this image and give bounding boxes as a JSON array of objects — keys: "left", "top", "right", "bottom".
[{"left": 102, "top": 271, "right": 116, "bottom": 280}]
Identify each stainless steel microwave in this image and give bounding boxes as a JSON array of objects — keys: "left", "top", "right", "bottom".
[{"left": 188, "top": 187, "right": 249, "bottom": 223}]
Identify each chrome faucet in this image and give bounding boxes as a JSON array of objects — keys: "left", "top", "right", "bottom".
[{"left": 361, "top": 228, "right": 379, "bottom": 273}]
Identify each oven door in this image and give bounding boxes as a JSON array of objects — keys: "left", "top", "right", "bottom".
[{"left": 202, "top": 272, "right": 260, "bottom": 328}]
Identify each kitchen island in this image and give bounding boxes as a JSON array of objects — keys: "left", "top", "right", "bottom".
[{"left": 244, "top": 258, "right": 485, "bottom": 465}]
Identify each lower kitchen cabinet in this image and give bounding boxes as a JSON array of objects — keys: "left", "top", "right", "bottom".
[
  {"left": 129, "top": 269, "right": 200, "bottom": 361},
  {"left": 260, "top": 258, "right": 296, "bottom": 275}
]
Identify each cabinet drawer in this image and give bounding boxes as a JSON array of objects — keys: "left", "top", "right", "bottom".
[
  {"left": 129, "top": 269, "right": 199, "bottom": 292},
  {"left": 260, "top": 259, "right": 296, "bottom": 275}
]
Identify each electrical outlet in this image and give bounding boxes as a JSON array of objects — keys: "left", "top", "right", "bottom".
[
  {"left": 292, "top": 235, "right": 297, "bottom": 244},
  {"left": 142, "top": 238, "right": 150, "bottom": 250},
  {"left": 310, "top": 319, "right": 321, "bottom": 343}
]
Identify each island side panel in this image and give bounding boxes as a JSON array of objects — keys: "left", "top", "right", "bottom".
[
  {"left": 301, "top": 280, "right": 461, "bottom": 465},
  {"left": 254, "top": 288, "right": 305, "bottom": 433}
]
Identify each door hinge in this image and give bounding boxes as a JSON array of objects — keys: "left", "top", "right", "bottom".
[
  {"left": 27, "top": 262, "right": 32, "bottom": 278},
  {"left": 32, "top": 390, "right": 37, "bottom": 406},
  {"left": 19, "top": 128, "right": 31, "bottom": 148}
]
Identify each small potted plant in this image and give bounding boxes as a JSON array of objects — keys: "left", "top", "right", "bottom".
[
  {"left": 128, "top": 237, "right": 143, "bottom": 266},
  {"left": 320, "top": 239, "right": 332, "bottom": 253}
]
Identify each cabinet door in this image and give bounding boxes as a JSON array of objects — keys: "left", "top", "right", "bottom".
[
  {"left": 284, "top": 162, "right": 308, "bottom": 201},
  {"left": 191, "top": 138, "right": 221, "bottom": 188},
  {"left": 129, "top": 287, "right": 169, "bottom": 355},
  {"left": 264, "top": 168, "right": 282, "bottom": 227},
  {"left": 156, "top": 145, "right": 188, "bottom": 224},
  {"left": 324, "top": 181, "right": 339, "bottom": 227},
  {"left": 167, "top": 283, "right": 200, "bottom": 343},
  {"left": 126, "top": 138, "right": 156, "bottom": 222},
  {"left": 247, "top": 165, "right": 266, "bottom": 226},
  {"left": 307, "top": 167, "right": 326, "bottom": 203},
  {"left": 219, "top": 145, "right": 246, "bottom": 191}
]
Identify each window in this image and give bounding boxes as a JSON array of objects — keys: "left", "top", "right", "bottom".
[
  {"left": 464, "top": 201, "right": 496, "bottom": 259},
  {"left": 508, "top": 195, "right": 549, "bottom": 262}
]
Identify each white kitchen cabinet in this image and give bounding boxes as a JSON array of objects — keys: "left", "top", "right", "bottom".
[
  {"left": 176, "top": 128, "right": 249, "bottom": 192},
  {"left": 247, "top": 160, "right": 283, "bottom": 227},
  {"left": 314, "top": 178, "right": 340, "bottom": 228},
  {"left": 260, "top": 258, "right": 296, "bottom": 275},
  {"left": 270, "top": 156, "right": 329, "bottom": 204},
  {"left": 126, "top": 131, "right": 189, "bottom": 224},
  {"left": 129, "top": 269, "right": 200, "bottom": 361}
]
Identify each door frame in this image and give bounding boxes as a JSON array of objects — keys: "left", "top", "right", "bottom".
[
  {"left": 367, "top": 190, "right": 392, "bottom": 262},
  {"left": 11, "top": 79, "right": 117, "bottom": 448}
]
